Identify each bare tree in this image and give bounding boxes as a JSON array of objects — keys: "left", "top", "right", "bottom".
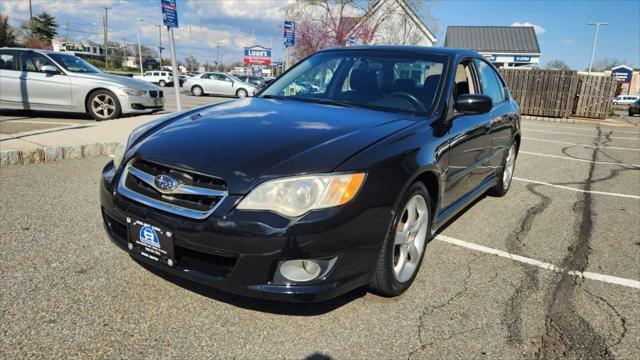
[
  {"left": 589, "top": 57, "right": 629, "bottom": 72},
  {"left": 544, "top": 59, "right": 571, "bottom": 70}
]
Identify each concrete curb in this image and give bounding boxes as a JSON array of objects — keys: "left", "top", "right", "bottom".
[{"left": 1, "top": 142, "right": 120, "bottom": 167}]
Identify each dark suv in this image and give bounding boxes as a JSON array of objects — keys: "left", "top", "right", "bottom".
[
  {"left": 629, "top": 99, "right": 640, "bottom": 116},
  {"left": 101, "top": 46, "right": 521, "bottom": 302}
]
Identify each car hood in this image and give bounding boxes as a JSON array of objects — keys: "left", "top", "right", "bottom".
[
  {"left": 70, "top": 72, "right": 158, "bottom": 90},
  {"left": 131, "top": 98, "right": 416, "bottom": 194}
]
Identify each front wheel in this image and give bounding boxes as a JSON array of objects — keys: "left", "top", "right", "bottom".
[
  {"left": 236, "top": 88, "right": 248, "bottom": 99},
  {"left": 191, "top": 85, "right": 203, "bottom": 96},
  {"left": 87, "top": 90, "right": 121, "bottom": 121},
  {"left": 629, "top": 110, "right": 634, "bottom": 117},
  {"left": 489, "top": 142, "right": 517, "bottom": 197},
  {"left": 370, "top": 182, "right": 431, "bottom": 297}
]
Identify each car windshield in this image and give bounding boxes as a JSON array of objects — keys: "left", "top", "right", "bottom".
[
  {"left": 260, "top": 50, "right": 448, "bottom": 115},
  {"left": 227, "top": 74, "right": 243, "bottom": 82},
  {"left": 48, "top": 53, "right": 101, "bottom": 73}
]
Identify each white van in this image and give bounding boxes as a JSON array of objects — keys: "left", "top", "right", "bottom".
[
  {"left": 134, "top": 71, "right": 173, "bottom": 87},
  {"left": 612, "top": 95, "right": 639, "bottom": 105}
]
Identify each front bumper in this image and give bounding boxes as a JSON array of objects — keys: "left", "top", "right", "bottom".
[
  {"left": 118, "top": 93, "right": 165, "bottom": 114},
  {"left": 100, "top": 161, "right": 392, "bottom": 302}
]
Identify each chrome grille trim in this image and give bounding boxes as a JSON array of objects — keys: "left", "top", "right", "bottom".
[{"left": 117, "top": 160, "right": 228, "bottom": 220}]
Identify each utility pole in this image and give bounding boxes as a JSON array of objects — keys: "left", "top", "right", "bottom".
[
  {"left": 103, "top": 7, "right": 111, "bottom": 69},
  {"left": 188, "top": 24, "right": 192, "bottom": 72},
  {"left": 122, "top": 38, "right": 127, "bottom": 59},
  {"left": 136, "top": 18, "right": 144, "bottom": 76},
  {"left": 157, "top": 25, "right": 164, "bottom": 69},
  {"left": 65, "top": 22, "right": 69, "bottom": 41},
  {"left": 587, "top": 21, "right": 609, "bottom": 73},
  {"left": 28, "top": 0, "right": 33, "bottom": 35},
  {"left": 216, "top": 41, "right": 220, "bottom": 71}
]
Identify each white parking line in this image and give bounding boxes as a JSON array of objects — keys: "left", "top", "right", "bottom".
[
  {"left": 522, "top": 123, "right": 640, "bottom": 135},
  {"left": 519, "top": 151, "right": 640, "bottom": 168},
  {"left": 435, "top": 235, "right": 640, "bottom": 289},
  {"left": 523, "top": 128, "right": 639, "bottom": 141},
  {"left": 512, "top": 177, "right": 640, "bottom": 199},
  {"left": 524, "top": 137, "right": 640, "bottom": 151}
]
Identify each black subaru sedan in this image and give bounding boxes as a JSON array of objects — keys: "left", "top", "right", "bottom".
[{"left": 101, "top": 46, "right": 520, "bottom": 302}]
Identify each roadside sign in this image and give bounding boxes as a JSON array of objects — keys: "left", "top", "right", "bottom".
[
  {"left": 161, "top": 0, "right": 179, "bottom": 28},
  {"left": 514, "top": 56, "right": 531, "bottom": 62},
  {"left": 284, "top": 21, "right": 295, "bottom": 47},
  {"left": 611, "top": 65, "right": 633, "bottom": 83}
]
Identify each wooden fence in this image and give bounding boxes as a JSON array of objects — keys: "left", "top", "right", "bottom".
[{"left": 499, "top": 68, "right": 617, "bottom": 119}]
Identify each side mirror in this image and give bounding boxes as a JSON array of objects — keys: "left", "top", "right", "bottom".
[
  {"left": 40, "top": 65, "right": 59, "bottom": 74},
  {"left": 454, "top": 94, "right": 492, "bottom": 115}
]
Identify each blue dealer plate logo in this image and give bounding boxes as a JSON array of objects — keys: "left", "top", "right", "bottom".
[{"left": 139, "top": 225, "right": 160, "bottom": 248}]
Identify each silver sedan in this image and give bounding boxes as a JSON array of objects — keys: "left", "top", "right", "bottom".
[
  {"left": 0, "top": 48, "right": 164, "bottom": 120},
  {"left": 183, "top": 72, "right": 258, "bottom": 98}
]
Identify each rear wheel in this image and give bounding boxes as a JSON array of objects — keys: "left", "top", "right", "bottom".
[
  {"left": 489, "top": 142, "right": 517, "bottom": 197},
  {"left": 191, "top": 85, "right": 203, "bottom": 96},
  {"left": 370, "top": 182, "right": 431, "bottom": 296},
  {"left": 236, "top": 88, "right": 248, "bottom": 99},
  {"left": 159, "top": 80, "right": 166, "bottom": 87},
  {"left": 87, "top": 90, "right": 121, "bottom": 121}
]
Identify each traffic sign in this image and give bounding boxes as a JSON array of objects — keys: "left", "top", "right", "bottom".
[
  {"left": 284, "top": 21, "right": 295, "bottom": 47},
  {"left": 161, "top": 0, "right": 179, "bottom": 28}
]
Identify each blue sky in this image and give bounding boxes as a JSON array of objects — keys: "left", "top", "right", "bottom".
[{"left": 2, "top": 0, "right": 638, "bottom": 69}]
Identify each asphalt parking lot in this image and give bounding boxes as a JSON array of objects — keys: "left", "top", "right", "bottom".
[
  {"left": 0, "top": 87, "right": 227, "bottom": 135},
  {"left": 1, "top": 119, "right": 639, "bottom": 358}
]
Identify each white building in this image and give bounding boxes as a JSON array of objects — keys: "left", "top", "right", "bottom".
[{"left": 51, "top": 39, "right": 104, "bottom": 57}]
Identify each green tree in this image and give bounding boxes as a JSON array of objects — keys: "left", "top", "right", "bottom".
[
  {"left": 32, "top": 12, "right": 58, "bottom": 41},
  {"left": 0, "top": 15, "right": 17, "bottom": 47}
]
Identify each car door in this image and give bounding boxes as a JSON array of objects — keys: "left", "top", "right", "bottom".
[
  {"left": 19, "top": 51, "right": 72, "bottom": 111},
  {"left": 199, "top": 73, "right": 216, "bottom": 93},
  {"left": 214, "top": 74, "right": 235, "bottom": 95},
  {"left": 474, "top": 58, "right": 517, "bottom": 168},
  {"left": 442, "top": 59, "right": 493, "bottom": 210},
  {"left": 0, "top": 50, "right": 22, "bottom": 107}
]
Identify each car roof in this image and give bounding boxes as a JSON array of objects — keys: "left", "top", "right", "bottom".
[{"left": 318, "top": 45, "right": 480, "bottom": 59}]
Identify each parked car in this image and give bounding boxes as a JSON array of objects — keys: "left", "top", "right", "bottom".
[
  {"left": 182, "top": 72, "right": 258, "bottom": 98},
  {"left": 0, "top": 48, "right": 164, "bottom": 120},
  {"left": 235, "top": 75, "right": 265, "bottom": 88},
  {"left": 629, "top": 99, "right": 640, "bottom": 116},
  {"left": 612, "top": 95, "right": 639, "bottom": 105},
  {"left": 101, "top": 46, "right": 520, "bottom": 302},
  {"left": 134, "top": 70, "right": 174, "bottom": 87}
]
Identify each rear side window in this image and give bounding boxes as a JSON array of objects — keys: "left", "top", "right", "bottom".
[
  {"left": 0, "top": 51, "right": 19, "bottom": 70},
  {"left": 474, "top": 59, "right": 506, "bottom": 104},
  {"left": 153, "top": 72, "right": 159, "bottom": 76}
]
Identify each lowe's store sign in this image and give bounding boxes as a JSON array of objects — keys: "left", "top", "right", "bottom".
[{"left": 244, "top": 48, "right": 272, "bottom": 58}]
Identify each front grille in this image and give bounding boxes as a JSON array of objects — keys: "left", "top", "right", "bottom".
[
  {"left": 149, "top": 90, "right": 158, "bottom": 98},
  {"left": 175, "top": 245, "right": 237, "bottom": 278},
  {"left": 118, "top": 159, "right": 228, "bottom": 219},
  {"left": 159, "top": 90, "right": 164, "bottom": 98}
]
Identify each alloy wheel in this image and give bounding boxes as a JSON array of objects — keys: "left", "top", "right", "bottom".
[
  {"left": 393, "top": 194, "right": 429, "bottom": 283},
  {"left": 192, "top": 86, "right": 202, "bottom": 96},
  {"left": 503, "top": 144, "right": 516, "bottom": 191},
  {"left": 237, "top": 89, "right": 247, "bottom": 98},
  {"left": 91, "top": 94, "right": 116, "bottom": 119}
]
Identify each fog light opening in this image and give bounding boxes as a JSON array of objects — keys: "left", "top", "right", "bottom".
[{"left": 280, "top": 259, "right": 322, "bottom": 282}]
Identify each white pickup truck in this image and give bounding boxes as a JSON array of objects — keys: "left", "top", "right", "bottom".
[{"left": 134, "top": 71, "right": 173, "bottom": 87}]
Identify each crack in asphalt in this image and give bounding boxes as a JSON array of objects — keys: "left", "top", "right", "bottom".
[
  {"left": 407, "top": 256, "right": 479, "bottom": 360},
  {"left": 503, "top": 183, "right": 552, "bottom": 345},
  {"left": 537, "top": 127, "right": 615, "bottom": 359},
  {"left": 582, "top": 288, "right": 627, "bottom": 352}
]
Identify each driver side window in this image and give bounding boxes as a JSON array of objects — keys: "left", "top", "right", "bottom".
[
  {"left": 22, "top": 52, "right": 57, "bottom": 73},
  {"left": 452, "top": 61, "right": 478, "bottom": 101}
]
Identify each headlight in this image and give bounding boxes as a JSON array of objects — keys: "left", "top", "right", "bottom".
[
  {"left": 121, "top": 88, "right": 147, "bottom": 96},
  {"left": 112, "top": 134, "right": 130, "bottom": 169},
  {"left": 236, "top": 173, "right": 366, "bottom": 217}
]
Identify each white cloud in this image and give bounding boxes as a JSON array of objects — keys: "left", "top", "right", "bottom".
[
  {"left": 511, "top": 22, "right": 546, "bottom": 35},
  {"left": 187, "top": 0, "right": 289, "bottom": 20},
  {"left": 561, "top": 38, "right": 575, "bottom": 44}
]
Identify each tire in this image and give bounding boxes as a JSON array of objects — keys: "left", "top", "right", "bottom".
[
  {"left": 191, "top": 85, "right": 203, "bottom": 96},
  {"left": 236, "top": 88, "right": 248, "bottom": 99},
  {"left": 629, "top": 110, "right": 634, "bottom": 117},
  {"left": 489, "top": 142, "right": 517, "bottom": 197},
  {"left": 159, "top": 80, "right": 166, "bottom": 87},
  {"left": 87, "top": 90, "right": 121, "bottom": 121},
  {"left": 370, "top": 182, "right": 432, "bottom": 297}
]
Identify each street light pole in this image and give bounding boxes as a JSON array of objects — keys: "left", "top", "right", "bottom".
[
  {"left": 103, "top": 7, "right": 111, "bottom": 69},
  {"left": 157, "top": 25, "right": 164, "bottom": 69},
  {"left": 587, "top": 21, "right": 609, "bottom": 73},
  {"left": 136, "top": 18, "right": 144, "bottom": 76}
]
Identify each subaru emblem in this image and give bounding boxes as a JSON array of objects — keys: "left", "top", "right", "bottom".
[{"left": 154, "top": 174, "right": 178, "bottom": 191}]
